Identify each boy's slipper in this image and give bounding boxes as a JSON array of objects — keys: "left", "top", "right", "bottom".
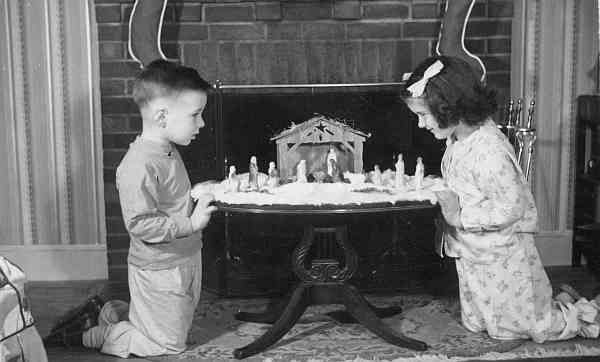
[{"left": 44, "top": 295, "right": 105, "bottom": 347}]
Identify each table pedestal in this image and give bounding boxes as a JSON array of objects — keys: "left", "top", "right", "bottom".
[{"left": 233, "top": 224, "right": 428, "bottom": 359}]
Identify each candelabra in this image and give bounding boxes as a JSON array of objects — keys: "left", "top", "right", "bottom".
[{"left": 497, "top": 98, "right": 537, "bottom": 181}]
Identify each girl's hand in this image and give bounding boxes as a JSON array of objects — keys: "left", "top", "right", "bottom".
[{"left": 434, "top": 189, "right": 462, "bottom": 228}]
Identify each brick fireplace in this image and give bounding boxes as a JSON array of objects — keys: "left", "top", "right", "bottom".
[{"left": 95, "top": 0, "right": 513, "bottom": 283}]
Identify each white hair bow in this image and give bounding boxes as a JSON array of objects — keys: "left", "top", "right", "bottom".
[{"left": 406, "top": 60, "right": 444, "bottom": 97}]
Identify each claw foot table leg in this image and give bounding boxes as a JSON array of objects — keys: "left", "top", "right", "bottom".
[
  {"left": 233, "top": 284, "right": 310, "bottom": 359},
  {"left": 340, "top": 284, "right": 428, "bottom": 351}
]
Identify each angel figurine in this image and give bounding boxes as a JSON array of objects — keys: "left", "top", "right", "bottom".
[
  {"left": 414, "top": 157, "right": 424, "bottom": 190},
  {"left": 226, "top": 165, "right": 240, "bottom": 193},
  {"left": 248, "top": 156, "right": 259, "bottom": 191},
  {"left": 297, "top": 160, "right": 307, "bottom": 183},
  {"left": 395, "top": 153, "right": 405, "bottom": 189},
  {"left": 267, "top": 161, "right": 279, "bottom": 188}
]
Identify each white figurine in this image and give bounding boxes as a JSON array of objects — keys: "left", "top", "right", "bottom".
[
  {"left": 227, "top": 165, "right": 240, "bottom": 193},
  {"left": 372, "top": 165, "right": 383, "bottom": 186},
  {"left": 326, "top": 146, "right": 337, "bottom": 177},
  {"left": 381, "top": 168, "right": 394, "bottom": 187},
  {"left": 329, "top": 159, "right": 342, "bottom": 182},
  {"left": 228, "top": 165, "right": 237, "bottom": 179},
  {"left": 248, "top": 156, "right": 259, "bottom": 191},
  {"left": 415, "top": 157, "right": 425, "bottom": 190},
  {"left": 267, "top": 161, "right": 279, "bottom": 188},
  {"left": 395, "top": 154, "right": 405, "bottom": 189},
  {"left": 297, "top": 160, "right": 307, "bottom": 183}
]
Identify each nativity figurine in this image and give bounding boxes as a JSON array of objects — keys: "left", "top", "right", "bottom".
[
  {"left": 326, "top": 146, "right": 337, "bottom": 177},
  {"left": 226, "top": 165, "right": 240, "bottom": 193},
  {"left": 248, "top": 156, "right": 259, "bottom": 191},
  {"left": 414, "top": 156, "right": 424, "bottom": 190},
  {"left": 297, "top": 160, "right": 307, "bottom": 183},
  {"left": 267, "top": 161, "right": 280, "bottom": 188},
  {"left": 371, "top": 165, "right": 383, "bottom": 186},
  {"left": 395, "top": 153, "right": 405, "bottom": 189}
]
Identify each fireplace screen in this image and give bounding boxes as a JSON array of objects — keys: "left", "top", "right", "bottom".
[{"left": 188, "top": 83, "right": 447, "bottom": 296}]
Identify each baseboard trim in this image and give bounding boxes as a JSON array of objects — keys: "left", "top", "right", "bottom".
[
  {"left": 0, "top": 245, "right": 108, "bottom": 281},
  {"left": 0, "top": 232, "right": 574, "bottom": 279},
  {"left": 535, "top": 230, "right": 573, "bottom": 266}
]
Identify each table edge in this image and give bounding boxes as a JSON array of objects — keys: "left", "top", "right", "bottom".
[{"left": 215, "top": 201, "right": 437, "bottom": 214}]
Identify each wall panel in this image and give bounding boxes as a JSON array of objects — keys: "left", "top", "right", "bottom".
[{"left": 0, "top": 0, "right": 106, "bottom": 280}]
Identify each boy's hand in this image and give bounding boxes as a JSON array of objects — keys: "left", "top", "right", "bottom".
[
  {"left": 195, "top": 192, "right": 215, "bottom": 210},
  {"left": 191, "top": 181, "right": 217, "bottom": 200},
  {"left": 434, "top": 189, "right": 462, "bottom": 228},
  {"left": 190, "top": 193, "right": 217, "bottom": 232}
]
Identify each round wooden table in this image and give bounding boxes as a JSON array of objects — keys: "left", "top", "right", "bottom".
[{"left": 216, "top": 200, "right": 435, "bottom": 359}]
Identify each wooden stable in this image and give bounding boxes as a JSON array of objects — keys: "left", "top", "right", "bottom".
[{"left": 270, "top": 115, "right": 370, "bottom": 180}]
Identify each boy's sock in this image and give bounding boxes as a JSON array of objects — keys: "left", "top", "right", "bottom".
[{"left": 82, "top": 325, "right": 108, "bottom": 349}]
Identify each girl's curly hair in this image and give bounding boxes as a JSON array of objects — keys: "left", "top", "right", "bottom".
[{"left": 401, "top": 56, "right": 498, "bottom": 129}]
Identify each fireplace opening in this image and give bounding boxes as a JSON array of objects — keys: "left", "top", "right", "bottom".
[
  {"left": 178, "top": 83, "right": 446, "bottom": 184},
  {"left": 218, "top": 84, "right": 444, "bottom": 178},
  {"left": 178, "top": 83, "right": 447, "bottom": 297}
]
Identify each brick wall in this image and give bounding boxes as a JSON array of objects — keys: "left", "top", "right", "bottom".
[{"left": 96, "top": 0, "right": 513, "bottom": 281}]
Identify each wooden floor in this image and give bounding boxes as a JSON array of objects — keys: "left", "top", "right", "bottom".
[{"left": 30, "top": 266, "right": 600, "bottom": 362}]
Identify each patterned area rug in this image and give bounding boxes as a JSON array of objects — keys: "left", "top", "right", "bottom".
[{"left": 148, "top": 294, "right": 575, "bottom": 362}]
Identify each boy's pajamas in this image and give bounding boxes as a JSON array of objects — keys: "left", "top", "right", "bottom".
[
  {"left": 83, "top": 137, "right": 204, "bottom": 357},
  {"left": 84, "top": 254, "right": 202, "bottom": 357}
]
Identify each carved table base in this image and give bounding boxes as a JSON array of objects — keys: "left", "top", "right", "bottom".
[{"left": 233, "top": 224, "right": 428, "bottom": 359}]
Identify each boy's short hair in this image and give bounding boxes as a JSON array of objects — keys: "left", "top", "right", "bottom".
[
  {"left": 132, "top": 59, "right": 212, "bottom": 108},
  {"left": 401, "top": 56, "right": 498, "bottom": 128}
]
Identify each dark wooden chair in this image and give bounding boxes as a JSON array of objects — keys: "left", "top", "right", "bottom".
[{"left": 572, "top": 95, "right": 600, "bottom": 269}]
